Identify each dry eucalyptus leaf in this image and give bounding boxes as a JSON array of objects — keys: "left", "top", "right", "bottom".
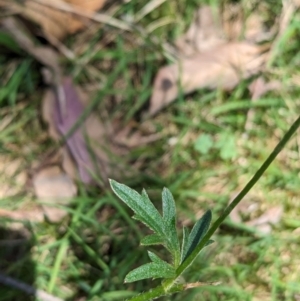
[
  {"left": 149, "top": 4, "right": 271, "bottom": 116},
  {"left": 42, "top": 78, "right": 99, "bottom": 183},
  {"left": 175, "top": 6, "right": 225, "bottom": 56},
  {"left": 42, "top": 77, "right": 154, "bottom": 184},
  {"left": 0, "top": 163, "right": 74, "bottom": 223},
  {"left": 176, "top": 5, "right": 271, "bottom": 56},
  {"left": 31, "top": 165, "right": 76, "bottom": 222},
  {"left": 221, "top": 3, "right": 272, "bottom": 43},
  {"left": 176, "top": 5, "right": 271, "bottom": 55},
  {"left": 41, "top": 77, "right": 124, "bottom": 184},
  {"left": 11, "top": 0, "right": 106, "bottom": 40},
  {"left": 52, "top": 77, "right": 96, "bottom": 183},
  {"left": 149, "top": 42, "right": 268, "bottom": 116}
]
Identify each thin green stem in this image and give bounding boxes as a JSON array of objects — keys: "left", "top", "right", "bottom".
[
  {"left": 125, "top": 115, "right": 300, "bottom": 301},
  {"left": 176, "top": 115, "right": 300, "bottom": 276}
]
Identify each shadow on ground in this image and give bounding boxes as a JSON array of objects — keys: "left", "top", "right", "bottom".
[{"left": 0, "top": 223, "right": 35, "bottom": 301}]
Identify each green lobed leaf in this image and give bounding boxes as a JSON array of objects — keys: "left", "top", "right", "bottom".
[
  {"left": 180, "top": 227, "right": 190, "bottom": 263},
  {"left": 141, "top": 234, "right": 163, "bottom": 246},
  {"left": 162, "top": 188, "right": 176, "bottom": 224},
  {"left": 110, "top": 180, "right": 164, "bottom": 235},
  {"left": 181, "top": 210, "right": 212, "bottom": 263},
  {"left": 125, "top": 251, "right": 176, "bottom": 283},
  {"left": 148, "top": 251, "right": 167, "bottom": 264},
  {"left": 161, "top": 188, "right": 180, "bottom": 265}
]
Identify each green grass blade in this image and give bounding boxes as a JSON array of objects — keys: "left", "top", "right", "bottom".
[{"left": 47, "top": 238, "right": 68, "bottom": 293}]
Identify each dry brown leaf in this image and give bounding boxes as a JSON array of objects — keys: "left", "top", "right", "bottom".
[
  {"left": 41, "top": 78, "right": 128, "bottom": 184},
  {"left": 13, "top": 0, "right": 106, "bottom": 40},
  {"left": 31, "top": 164, "right": 76, "bottom": 222},
  {"left": 222, "top": 3, "right": 273, "bottom": 43},
  {"left": 176, "top": 5, "right": 271, "bottom": 56},
  {"left": 0, "top": 160, "right": 74, "bottom": 223},
  {"left": 149, "top": 42, "right": 268, "bottom": 116},
  {"left": 149, "top": 4, "right": 272, "bottom": 116},
  {"left": 42, "top": 77, "right": 158, "bottom": 183},
  {"left": 32, "top": 165, "right": 77, "bottom": 201},
  {"left": 176, "top": 6, "right": 225, "bottom": 56}
]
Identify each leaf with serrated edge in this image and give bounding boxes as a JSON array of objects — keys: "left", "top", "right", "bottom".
[
  {"left": 148, "top": 251, "right": 169, "bottom": 264},
  {"left": 141, "top": 234, "right": 163, "bottom": 246},
  {"left": 162, "top": 188, "right": 180, "bottom": 265},
  {"left": 110, "top": 180, "right": 164, "bottom": 235},
  {"left": 182, "top": 210, "right": 212, "bottom": 263},
  {"left": 124, "top": 262, "right": 176, "bottom": 283},
  {"left": 162, "top": 188, "right": 176, "bottom": 224}
]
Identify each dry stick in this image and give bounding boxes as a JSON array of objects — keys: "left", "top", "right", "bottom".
[
  {"left": 2, "top": 17, "right": 66, "bottom": 117},
  {"left": 30, "top": 0, "right": 178, "bottom": 61},
  {"left": 30, "top": 0, "right": 132, "bottom": 31},
  {"left": 0, "top": 272, "right": 64, "bottom": 301}
]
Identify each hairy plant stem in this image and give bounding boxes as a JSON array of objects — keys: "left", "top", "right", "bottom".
[{"left": 127, "top": 115, "right": 300, "bottom": 301}]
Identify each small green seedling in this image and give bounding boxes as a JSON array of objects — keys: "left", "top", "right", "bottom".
[
  {"left": 110, "top": 180, "right": 215, "bottom": 300},
  {"left": 110, "top": 115, "right": 300, "bottom": 301},
  {"left": 110, "top": 180, "right": 212, "bottom": 281}
]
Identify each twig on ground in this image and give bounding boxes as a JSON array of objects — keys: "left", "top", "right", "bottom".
[
  {"left": 30, "top": 0, "right": 132, "bottom": 31},
  {"left": 0, "top": 272, "right": 64, "bottom": 301}
]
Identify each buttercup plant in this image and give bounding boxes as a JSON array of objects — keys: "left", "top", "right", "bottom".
[{"left": 110, "top": 115, "right": 300, "bottom": 301}]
